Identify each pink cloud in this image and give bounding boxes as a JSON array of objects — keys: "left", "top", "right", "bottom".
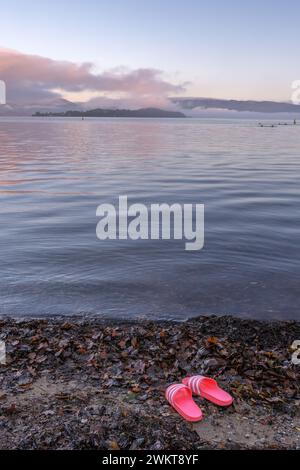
[{"left": 0, "top": 47, "right": 185, "bottom": 106}]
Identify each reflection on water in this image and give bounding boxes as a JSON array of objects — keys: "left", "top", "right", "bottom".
[{"left": 0, "top": 117, "right": 300, "bottom": 320}]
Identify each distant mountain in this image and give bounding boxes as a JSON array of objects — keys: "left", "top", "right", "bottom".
[
  {"left": 33, "top": 107, "right": 186, "bottom": 118},
  {"left": 4, "top": 96, "right": 300, "bottom": 118},
  {"left": 172, "top": 97, "right": 300, "bottom": 114},
  {"left": 0, "top": 98, "right": 80, "bottom": 116}
]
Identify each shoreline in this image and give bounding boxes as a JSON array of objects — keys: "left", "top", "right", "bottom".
[
  {"left": 0, "top": 315, "right": 299, "bottom": 450},
  {"left": 0, "top": 310, "right": 297, "bottom": 323}
]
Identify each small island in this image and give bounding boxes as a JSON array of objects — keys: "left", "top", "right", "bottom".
[{"left": 33, "top": 107, "right": 186, "bottom": 119}]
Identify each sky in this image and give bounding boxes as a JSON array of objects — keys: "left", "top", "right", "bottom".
[{"left": 0, "top": 0, "right": 300, "bottom": 108}]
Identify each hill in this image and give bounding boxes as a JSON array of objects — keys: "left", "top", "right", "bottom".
[{"left": 33, "top": 107, "right": 186, "bottom": 118}]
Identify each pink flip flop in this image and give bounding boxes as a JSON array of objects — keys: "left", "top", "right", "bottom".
[
  {"left": 165, "top": 384, "right": 203, "bottom": 422},
  {"left": 182, "top": 376, "right": 233, "bottom": 407}
]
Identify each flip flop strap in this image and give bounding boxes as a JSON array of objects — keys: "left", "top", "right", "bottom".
[
  {"left": 188, "top": 376, "right": 205, "bottom": 395},
  {"left": 166, "top": 384, "right": 187, "bottom": 405}
]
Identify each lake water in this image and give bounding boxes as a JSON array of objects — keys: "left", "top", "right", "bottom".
[{"left": 0, "top": 117, "right": 300, "bottom": 320}]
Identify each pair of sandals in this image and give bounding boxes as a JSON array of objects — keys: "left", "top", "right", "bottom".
[{"left": 166, "top": 375, "right": 233, "bottom": 422}]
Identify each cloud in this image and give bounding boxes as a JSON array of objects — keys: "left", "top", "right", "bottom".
[{"left": 0, "top": 47, "right": 185, "bottom": 107}]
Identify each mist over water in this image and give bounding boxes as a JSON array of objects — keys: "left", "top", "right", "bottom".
[{"left": 0, "top": 117, "right": 300, "bottom": 320}]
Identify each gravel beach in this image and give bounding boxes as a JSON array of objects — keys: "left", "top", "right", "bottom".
[{"left": 0, "top": 315, "right": 299, "bottom": 450}]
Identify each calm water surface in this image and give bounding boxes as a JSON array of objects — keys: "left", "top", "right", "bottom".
[{"left": 0, "top": 117, "right": 300, "bottom": 320}]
